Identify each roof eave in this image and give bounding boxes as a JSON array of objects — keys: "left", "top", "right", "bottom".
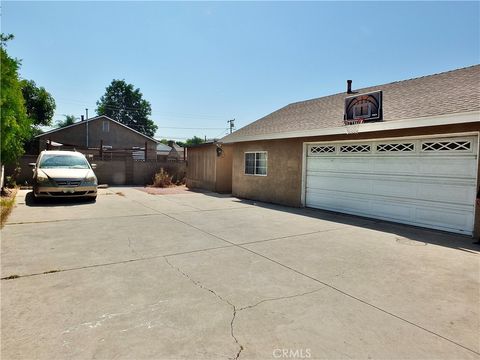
[{"left": 221, "top": 111, "right": 480, "bottom": 144}]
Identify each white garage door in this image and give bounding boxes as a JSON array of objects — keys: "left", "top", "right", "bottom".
[{"left": 305, "top": 136, "right": 478, "bottom": 235}]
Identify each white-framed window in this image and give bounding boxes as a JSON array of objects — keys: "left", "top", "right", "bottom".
[
  {"left": 244, "top": 151, "right": 267, "bottom": 176},
  {"left": 102, "top": 120, "right": 109, "bottom": 132}
]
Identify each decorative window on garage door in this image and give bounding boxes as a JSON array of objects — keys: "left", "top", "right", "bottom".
[
  {"left": 376, "top": 143, "right": 415, "bottom": 152},
  {"left": 309, "top": 145, "right": 336, "bottom": 155},
  {"left": 421, "top": 140, "right": 472, "bottom": 152},
  {"left": 339, "top": 144, "right": 371, "bottom": 153}
]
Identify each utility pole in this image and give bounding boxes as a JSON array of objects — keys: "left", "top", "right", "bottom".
[
  {"left": 227, "top": 118, "right": 235, "bottom": 134},
  {"left": 85, "top": 108, "right": 89, "bottom": 148}
]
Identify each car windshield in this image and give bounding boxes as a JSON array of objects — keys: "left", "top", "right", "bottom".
[{"left": 39, "top": 154, "right": 90, "bottom": 169}]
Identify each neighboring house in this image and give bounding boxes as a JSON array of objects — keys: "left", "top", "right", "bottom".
[
  {"left": 36, "top": 115, "right": 158, "bottom": 161},
  {"left": 167, "top": 141, "right": 186, "bottom": 161},
  {"left": 156, "top": 142, "right": 173, "bottom": 161},
  {"left": 188, "top": 65, "right": 480, "bottom": 236}
]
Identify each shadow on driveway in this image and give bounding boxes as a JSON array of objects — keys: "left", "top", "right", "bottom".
[
  {"left": 211, "top": 194, "right": 480, "bottom": 254},
  {"left": 24, "top": 191, "right": 95, "bottom": 207}
]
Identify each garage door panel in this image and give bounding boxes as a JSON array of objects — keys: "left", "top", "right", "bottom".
[
  {"left": 310, "top": 155, "right": 476, "bottom": 178},
  {"left": 305, "top": 191, "right": 372, "bottom": 213},
  {"left": 307, "top": 192, "right": 414, "bottom": 225},
  {"left": 305, "top": 136, "right": 477, "bottom": 235},
  {"left": 307, "top": 157, "right": 373, "bottom": 172},
  {"left": 418, "top": 157, "right": 477, "bottom": 178},
  {"left": 372, "top": 157, "right": 419, "bottom": 175},
  {"left": 372, "top": 179, "right": 475, "bottom": 205},
  {"left": 370, "top": 179, "right": 417, "bottom": 199},
  {"left": 415, "top": 207, "right": 474, "bottom": 232},
  {"left": 417, "top": 183, "right": 476, "bottom": 204},
  {"left": 308, "top": 174, "right": 475, "bottom": 205},
  {"left": 370, "top": 201, "right": 413, "bottom": 221},
  {"left": 306, "top": 174, "right": 373, "bottom": 194}
]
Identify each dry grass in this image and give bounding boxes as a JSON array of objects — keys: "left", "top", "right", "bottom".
[
  {"left": 152, "top": 168, "right": 173, "bottom": 188},
  {"left": 1, "top": 188, "right": 18, "bottom": 228}
]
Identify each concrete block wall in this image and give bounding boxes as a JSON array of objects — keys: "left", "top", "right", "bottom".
[{"left": 5, "top": 155, "right": 186, "bottom": 186}]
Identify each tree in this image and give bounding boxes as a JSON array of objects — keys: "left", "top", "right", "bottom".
[
  {"left": 96, "top": 79, "right": 157, "bottom": 137},
  {"left": 20, "top": 79, "right": 56, "bottom": 127},
  {"left": 56, "top": 114, "right": 76, "bottom": 128},
  {"left": 0, "top": 34, "right": 31, "bottom": 164},
  {"left": 184, "top": 136, "right": 204, "bottom": 147}
]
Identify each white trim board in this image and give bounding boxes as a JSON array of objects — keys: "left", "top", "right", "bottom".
[{"left": 222, "top": 111, "right": 480, "bottom": 144}]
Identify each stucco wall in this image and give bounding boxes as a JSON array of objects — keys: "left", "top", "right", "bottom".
[
  {"left": 231, "top": 122, "right": 480, "bottom": 235},
  {"left": 38, "top": 118, "right": 157, "bottom": 160},
  {"left": 232, "top": 139, "right": 303, "bottom": 206}
]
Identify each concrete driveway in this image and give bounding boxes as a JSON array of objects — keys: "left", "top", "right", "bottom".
[{"left": 1, "top": 187, "right": 479, "bottom": 360}]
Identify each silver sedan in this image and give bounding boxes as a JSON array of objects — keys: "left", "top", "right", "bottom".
[{"left": 31, "top": 150, "right": 98, "bottom": 200}]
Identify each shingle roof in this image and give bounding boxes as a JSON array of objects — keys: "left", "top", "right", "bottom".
[
  {"left": 222, "top": 65, "right": 480, "bottom": 143},
  {"left": 37, "top": 115, "right": 158, "bottom": 143},
  {"left": 156, "top": 143, "right": 172, "bottom": 154}
]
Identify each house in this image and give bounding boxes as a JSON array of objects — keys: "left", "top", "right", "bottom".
[
  {"left": 36, "top": 115, "right": 158, "bottom": 161},
  {"left": 167, "top": 141, "right": 186, "bottom": 161},
  {"left": 188, "top": 65, "right": 480, "bottom": 236},
  {"left": 156, "top": 142, "right": 172, "bottom": 161}
]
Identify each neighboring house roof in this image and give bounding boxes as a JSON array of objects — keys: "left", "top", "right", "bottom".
[
  {"left": 166, "top": 143, "right": 187, "bottom": 159},
  {"left": 156, "top": 142, "right": 172, "bottom": 155},
  {"left": 171, "top": 143, "right": 184, "bottom": 152},
  {"left": 36, "top": 115, "right": 158, "bottom": 143},
  {"left": 222, "top": 65, "right": 480, "bottom": 143}
]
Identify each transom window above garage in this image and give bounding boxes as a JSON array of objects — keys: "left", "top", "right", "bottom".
[
  {"left": 340, "top": 144, "right": 371, "bottom": 153},
  {"left": 376, "top": 143, "right": 415, "bottom": 152},
  {"left": 421, "top": 140, "right": 471, "bottom": 152},
  {"left": 245, "top": 152, "right": 267, "bottom": 176},
  {"left": 307, "top": 137, "right": 475, "bottom": 157},
  {"left": 310, "top": 145, "right": 336, "bottom": 155}
]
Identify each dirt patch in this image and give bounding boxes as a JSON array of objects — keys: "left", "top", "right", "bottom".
[{"left": 1, "top": 188, "right": 18, "bottom": 228}]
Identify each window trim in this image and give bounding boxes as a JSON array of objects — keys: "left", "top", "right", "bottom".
[{"left": 244, "top": 151, "right": 268, "bottom": 176}]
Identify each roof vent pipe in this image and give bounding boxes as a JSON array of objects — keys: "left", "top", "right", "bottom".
[
  {"left": 81, "top": 115, "right": 85, "bottom": 121},
  {"left": 347, "top": 80, "right": 353, "bottom": 94}
]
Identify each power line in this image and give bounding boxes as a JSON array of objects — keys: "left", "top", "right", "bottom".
[
  {"left": 50, "top": 121, "right": 226, "bottom": 132},
  {"left": 158, "top": 126, "right": 227, "bottom": 130},
  {"left": 214, "top": 128, "right": 230, "bottom": 138},
  {"left": 55, "top": 97, "right": 228, "bottom": 119}
]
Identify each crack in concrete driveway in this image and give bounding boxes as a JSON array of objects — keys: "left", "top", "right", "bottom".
[{"left": 164, "top": 256, "right": 326, "bottom": 360}]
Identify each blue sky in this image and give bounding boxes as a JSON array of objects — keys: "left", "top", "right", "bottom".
[{"left": 3, "top": 1, "right": 479, "bottom": 140}]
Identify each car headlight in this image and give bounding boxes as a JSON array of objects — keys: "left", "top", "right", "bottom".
[
  {"left": 83, "top": 175, "right": 97, "bottom": 185},
  {"left": 36, "top": 174, "right": 50, "bottom": 184}
]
